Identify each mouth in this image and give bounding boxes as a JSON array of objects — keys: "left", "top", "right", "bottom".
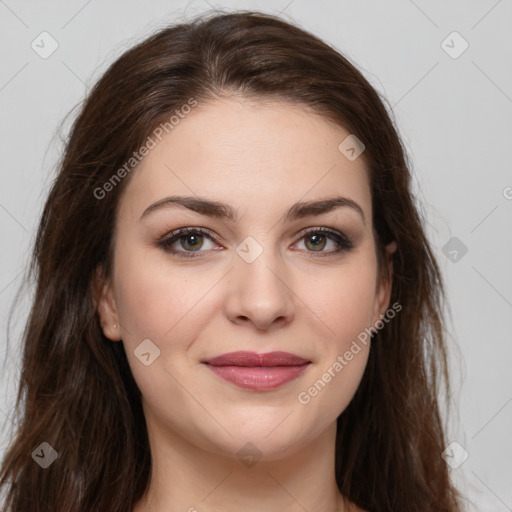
[{"left": 202, "top": 351, "right": 312, "bottom": 391}]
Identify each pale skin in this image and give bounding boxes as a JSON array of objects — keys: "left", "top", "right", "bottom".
[{"left": 94, "top": 97, "right": 396, "bottom": 512}]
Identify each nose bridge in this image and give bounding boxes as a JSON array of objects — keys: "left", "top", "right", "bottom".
[{"left": 224, "top": 235, "right": 295, "bottom": 330}]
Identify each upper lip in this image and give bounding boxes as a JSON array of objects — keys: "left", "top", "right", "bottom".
[{"left": 203, "top": 351, "right": 311, "bottom": 367}]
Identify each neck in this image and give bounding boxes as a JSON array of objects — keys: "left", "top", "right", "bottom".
[{"left": 134, "top": 410, "right": 351, "bottom": 512}]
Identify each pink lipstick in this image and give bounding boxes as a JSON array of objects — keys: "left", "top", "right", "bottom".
[{"left": 202, "top": 351, "right": 311, "bottom": 391}]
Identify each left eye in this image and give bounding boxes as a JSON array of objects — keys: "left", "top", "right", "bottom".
[
  {"left": 292, "top": 228, "right": 354, "bottom": 255},
  {"left": 157, "top": 227, "right": 353, "bottom": 258}
]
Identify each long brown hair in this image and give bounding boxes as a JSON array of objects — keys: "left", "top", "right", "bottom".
[{"left": 0, "top": 10, "right": 463, "bottom": 511}]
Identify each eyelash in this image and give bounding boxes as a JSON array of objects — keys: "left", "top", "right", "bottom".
[{"left": 157, "top": 227, "right": 354, "bottom": 259}]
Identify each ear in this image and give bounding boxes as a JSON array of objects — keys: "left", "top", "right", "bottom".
[
  {"left": 372, "top": 240, "right": 397, "bottom": 324},
  {"left": 92, "top": 264, "right": 122, "bottom": 342}
]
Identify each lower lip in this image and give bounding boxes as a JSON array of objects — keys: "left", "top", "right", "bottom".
[{"left": 205, "top": 364, "right": 310, "bottom": 390}]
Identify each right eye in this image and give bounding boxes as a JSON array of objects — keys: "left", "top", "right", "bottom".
[{"left": 157, "top": 227, "right": 222, "bottom": 258}]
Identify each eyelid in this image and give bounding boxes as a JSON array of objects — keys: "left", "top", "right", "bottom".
[
  {"left": 291, "top": 226, "right": 354, "bottom": 255},
  {"left": 157, "top": 225, "right": 354, "bottom": 258},
  {"left": 156, "top": 227, "right": 221, "bottom": 258}
]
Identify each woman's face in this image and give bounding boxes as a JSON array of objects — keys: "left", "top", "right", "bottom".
[{"left": 96, "top": 97, "right": 393, "bottom": 461}]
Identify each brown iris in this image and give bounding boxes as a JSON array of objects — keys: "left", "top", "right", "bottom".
[{"left": 304, "top": 233, "right": 326, "bottom": 251}]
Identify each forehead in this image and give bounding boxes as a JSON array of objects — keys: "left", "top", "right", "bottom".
[{"left": 119, "top": 97, "right": 371, "bottom": 223}]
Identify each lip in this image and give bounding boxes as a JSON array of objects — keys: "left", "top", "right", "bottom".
[{"left": 202, "top": 351, "right": 311, "bottom": 391}]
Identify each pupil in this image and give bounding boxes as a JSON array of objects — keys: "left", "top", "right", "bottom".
[
  {"left": 308, "top": 234, "right": 325, "bottom": 250},
  {"left": 184, "top": 234, "right": 202, "bottom": 250}
]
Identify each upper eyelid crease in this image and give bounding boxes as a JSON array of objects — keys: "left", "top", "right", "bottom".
[{"left": 140, "top": 195, "right": 366, "bottom": 226}]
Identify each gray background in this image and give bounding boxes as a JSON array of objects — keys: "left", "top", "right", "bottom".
[{"left": 1, "top": 0, "right": 511, "bottom": 510}]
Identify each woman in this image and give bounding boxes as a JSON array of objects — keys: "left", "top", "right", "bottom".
[{"left": 0, "top": 11, "right": 464, "bottom": 511}]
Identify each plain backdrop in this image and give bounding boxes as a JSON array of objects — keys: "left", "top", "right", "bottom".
[{"left": 1, "top": 1, "right": 511, "bottom": 510}]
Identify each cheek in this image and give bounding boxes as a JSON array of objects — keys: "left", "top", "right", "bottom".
[
  {"left": 310, "top": 252, "right": 378, "bottom": 352},
  {"left": 112, "top": 243, "right": 208, "bottom": 341},
  {"left": 110, "top": 245, "right": 214, "bottom": 406},
  {"left": 295, "top": 252, "right": 377, "bottom": 416}
]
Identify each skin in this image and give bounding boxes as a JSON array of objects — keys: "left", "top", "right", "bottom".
[{"left": 95, "top": 97, "right": 396, "bottom": 512}]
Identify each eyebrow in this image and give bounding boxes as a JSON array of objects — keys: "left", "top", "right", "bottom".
[{"left": 140, "top": 194, "right": 366, "bottom": 225}]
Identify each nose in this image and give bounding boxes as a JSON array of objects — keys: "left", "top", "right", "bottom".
[{"left": 223, "top": 248, "right": 295, "bottom": 331}]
